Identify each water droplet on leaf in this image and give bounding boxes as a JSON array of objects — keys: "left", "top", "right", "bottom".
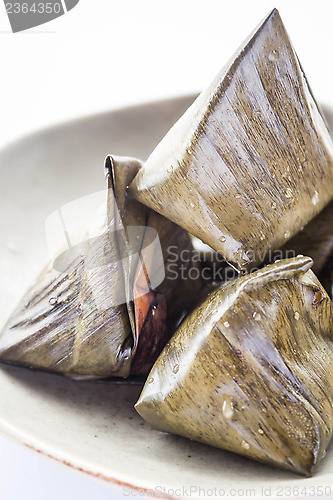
[
  {"left": 253, "top": 311, "right": 261, "bottom": 321},
  {"left": 284, "top": 188, "right": 293, "bottom": 199},
  {"left": 222, "top": 395, "right": 234, "bottom": 420},
  {"left": 311, "top": 191, "right": 319, "bottom": 205},
  {"left": 268, "top": 49, "right": 279, "bottom": 62},
  {"left": 67, "top": 270, "right": 76, "bottom": 280}
]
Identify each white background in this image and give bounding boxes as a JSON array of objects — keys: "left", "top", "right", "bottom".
[{"left": 0, "top": 1, "right": 332, "bottom": 499}]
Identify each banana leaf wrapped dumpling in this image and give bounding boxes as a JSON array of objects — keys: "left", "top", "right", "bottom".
[
  {"left": 0, "top": 156, "right": 202, "bottom": 379},
  {"left": 135, "top": 256, "right": 333, "bottom": 476},
  {"left": 130, "top": 9, "right": 333, "bottom": 271}
]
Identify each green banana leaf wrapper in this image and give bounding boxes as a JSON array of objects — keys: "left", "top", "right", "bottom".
[
  {"left": 135, "top": 256, "right": 333, "bottom": 476},
  {"left": 129, "top": 9, "right": 333, "bottom": 272},
  {"left": 0, "top": 156, "right": 203, "bottom": 380}
]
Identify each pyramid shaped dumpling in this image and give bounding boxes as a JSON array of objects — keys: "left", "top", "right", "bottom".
[
  {"left": 135, "top": 257, "right": 333, "bottom": 476},
  {"left": 130, "top": 9, "right": 333, "bottom": 271}
]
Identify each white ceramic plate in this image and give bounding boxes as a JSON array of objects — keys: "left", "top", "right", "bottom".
[{"left": 0, "top": 96, "right": 333, "bottom": 500}]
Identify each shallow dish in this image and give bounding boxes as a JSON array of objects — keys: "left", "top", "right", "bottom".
[{"left": 0, "top": 96, "right": 333, "bottom": 499}]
